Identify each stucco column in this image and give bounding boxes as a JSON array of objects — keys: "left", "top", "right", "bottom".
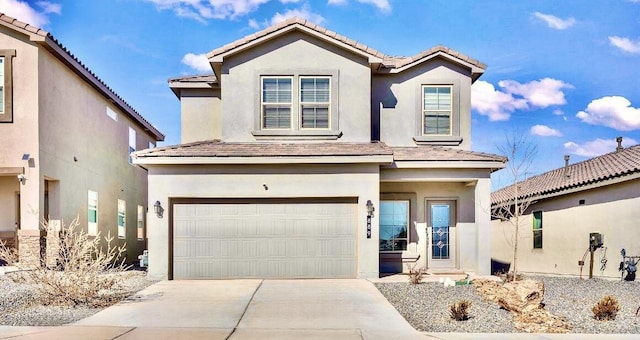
[
  {"left": 475, "top": 178, "right": 491, "bottom": 275},
  {"left": 17, "top": 169, "right": 42, "bottom": 266}
]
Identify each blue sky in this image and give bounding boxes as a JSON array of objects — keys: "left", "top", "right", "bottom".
[{"left": 3, "top": 0, "right": 640, "bottom": 189}]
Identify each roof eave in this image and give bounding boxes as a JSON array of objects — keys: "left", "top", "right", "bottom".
[
  {"left": 40, "top": 36, "right": 165, "bottom": 141},
  {"left": 385, "top": 160, "right": 507, "bottom": 170},
  {"left": 207, "top": 24, "right": 383, "bottom": 66},
  {"left": 133, "top": 154, "right": 394, "bottom": 165}
]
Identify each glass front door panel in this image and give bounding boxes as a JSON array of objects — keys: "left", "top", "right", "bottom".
[{"left": 431, "top": 204, "right": 450, "bottom": 259}]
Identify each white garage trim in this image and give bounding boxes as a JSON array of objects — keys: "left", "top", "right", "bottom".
[{"left": 169, "top": 197, "right": 358, "bottom": 279}]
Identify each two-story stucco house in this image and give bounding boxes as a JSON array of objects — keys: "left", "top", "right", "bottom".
[
  {"left": 134, "top": 18, "right": 505, "bottom": 280},
  {"left": 491, "top": 139, "right": 640, "bottom": 279},
  {"left": 0, "top": 13, "right": 164, "bottom": 264}
]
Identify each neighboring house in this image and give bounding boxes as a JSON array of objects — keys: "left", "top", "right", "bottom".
[
  {"left": 0, "top": 13, "right": 164, "bottom": 264},
  {"left": 491, "top": 139, "right": 640, "bottom": 279},
  {"left": 134, "top": 18, "right": 505, "bottom": 280}
]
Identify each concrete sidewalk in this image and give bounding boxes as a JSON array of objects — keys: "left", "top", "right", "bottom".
[{"left": 0, "top": 278, "right": 637, "bottom": 339}]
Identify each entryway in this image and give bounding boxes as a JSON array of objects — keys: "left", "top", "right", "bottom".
[{"left": 427, "top": 200, "right": 456, "bottom": 269}]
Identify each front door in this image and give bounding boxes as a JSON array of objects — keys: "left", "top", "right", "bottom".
[{"left": 427, "top": 200, "right": 456, "bottom": 268}]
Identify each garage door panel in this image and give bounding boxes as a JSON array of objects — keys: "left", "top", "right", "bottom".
[{"left": 173, "top": 201, "right": 357, "bottom": 279}]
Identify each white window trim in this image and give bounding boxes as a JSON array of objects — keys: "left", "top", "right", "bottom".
[
  {"left": 137, "top": 205, "right": 145, "bottom": 240},
  {"left": 128, "top": 127, "right": 136, "bottom": 165},
  {"left": 88, "top": 190, "right": 98, "bottom": 236},
  {"left": 421, "top": 85, "right": 453, "bottom": 137},
  {"left": 253, "top": 70, "right": 341, "bottom": 140},
  {"left": 106, "top": 107, "right": 118, "bottom": 121},
  {"left": 260, "top": 76, "right": 293, "bottom": 130},
  {"left": 118, "top": 199, "right": 126, "bottom": 239},
  {"left": 379, "top": 200, "right": 410, "bottom": 253},
  {"left": 0, "top": 50, "right": 16, "bottom": 123},
  {"left": 299, "top": 76, "right": 331, "bottom": 130}
]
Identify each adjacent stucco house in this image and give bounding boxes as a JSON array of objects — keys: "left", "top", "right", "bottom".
[
  {"left": 0, "top": 13, "right": 164, "bottom": 264},
  {"left": 134, "top": 18, "right": 506, "bottom": 280},
  {"left": 491, "top": 139, "right": 640, "bottom": 279}
]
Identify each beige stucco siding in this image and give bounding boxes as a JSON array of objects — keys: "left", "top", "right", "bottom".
[
  {"left": 373, "top": 59, "right": 473, "bottom": 148},
  {"left": 35, "top": 48, "right": 153, "bottom": 261},
  {"left": 220, "top": 32, "right": 371, "bottom": 142},
  {"left": 145, "top": 163, "right": 381, "bottom": 280},
  {"left": 0, "top": 27, "right": 41, "bottom": 235},
  {"left": 180, "top": 88, "right": 221, "bottom": 143},
  {"left": 0, "top": 177, "right": 18, "bottom": 232},
  {"left": 379, "top": 176, "right": 491, "bottom": 274},
  {"left": 491, "top": 179, "right": 640, "bottom": 278}
]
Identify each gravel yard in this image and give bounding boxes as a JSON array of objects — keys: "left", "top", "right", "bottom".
[
  {"left": 374, "top": 276, "right": 640, "bottom": 334},
  {"left": 0, "top": 270, "right": 155, "bottom": 326}
]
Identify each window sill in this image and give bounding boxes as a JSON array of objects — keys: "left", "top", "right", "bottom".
[
  {"left": 252, "top": 130, "right": 343, "bottom": 140},
  {"left": 413, "top": 136, "right": 463, "bottom": 146}
]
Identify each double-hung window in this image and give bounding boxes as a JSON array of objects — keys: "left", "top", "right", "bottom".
[
  {"left": 137, "top": 205, "right": 145, "bottom": 240},
  {"left": 261, "top": 77, "right": 292, "bottom": 129},
  {"left": 128, "top": 127, "right": 136, "bottom": 165},
  {"left": 0, "top": 50, "right": 16, "bottom": 123},
  {"left": 379, "top": 200, "right": 409, "bottom": 252},
  {"left": 88, "top": 191, "right": 98, "bottom": 236},
  {"left": 118, "top": 199, "right": 126, "bottom": 239},
  {"left": 533, "top": 211, "right": 543, "bottom": 249},
  {"left": 422, "top": 85, "right": 452, "bottom": 135},
  {"left": 300, "top": 77, "right": 330, "bottom": 129}
]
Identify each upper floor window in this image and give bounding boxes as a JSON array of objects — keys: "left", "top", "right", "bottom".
[
  {"left": 254, "top": 72, "right": 340, "bottom": 139},
  {"left": 0, "top": 50, "right": 16, "bottom": 123},
  {"left": 262, "top": 77, "right": 292, "bottom": 129},
  {"left": 118, "top": 199, "right": 126, "bottom": 239},
  {"left": 422, "top": 85, "right": 452, "bottom": 136},
  {"left": 88, "top": 190, "right": 98, "bottom": 236},
  {"left": 129, "top": 127, "right": 136, "bottom": 164},
  {"left": 300, "top": 77, "right": 330, "bottom": 129}
]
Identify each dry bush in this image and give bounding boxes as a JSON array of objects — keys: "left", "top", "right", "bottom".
[
  {"left": 406, "top": 263, "right": 425, "bottom": 284},
  {"left": 0, "top": 217, "right": 129, "bottom": 307},
  {"left": 592, "top": 295, "right": 620, "bottom": 321},
  {"left": 450, "top": 300, "right": 471, "bottom": 321}
]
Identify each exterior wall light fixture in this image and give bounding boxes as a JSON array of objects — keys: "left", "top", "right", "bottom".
[{"left": 154, "top": 201, "right": 164, "bottom": 218}]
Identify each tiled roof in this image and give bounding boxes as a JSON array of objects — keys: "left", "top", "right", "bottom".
[
  {"left": 135, "top": 140, "right": 393, "bottom": 158},
  {"left": 207, "top": 17, "right": 486, "bottom": 72},
  {"left": 0, "top": 13, "right": 164, "bottom": 141},
  {"left": 168, "top": 74, "right": 218, "bottom": 84},
  {"left": 491, "top": 145, "right": 640, "bottom": 206},
  {"left": 135, "top": 140, "right": 506, "bottom": 167},
  {"left": 392, "top": 146, "right": 506, "bottom": 162}
]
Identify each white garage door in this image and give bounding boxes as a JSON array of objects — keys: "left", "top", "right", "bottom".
[{"left": 172, "top": 199, "right": 357, "bottom": 279}]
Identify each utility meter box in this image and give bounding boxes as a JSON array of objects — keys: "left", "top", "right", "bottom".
[{"left": 590, "top": 232, "right": 604, "bottom": 249}]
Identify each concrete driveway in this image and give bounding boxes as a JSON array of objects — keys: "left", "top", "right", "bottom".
[{"left": 72, "top": 279, "right": 425, "bottom": 340}]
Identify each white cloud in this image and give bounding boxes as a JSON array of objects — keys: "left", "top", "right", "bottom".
[
  {"left": 280, "top": 0, "right": 300, "bottom": 3},
  {"left": 576, "top": 96, "right": 640, "bottom": 131},
  {"left": 37, "top": 1, "right": 61, "bottom": 14},
  {"left": 564, "top": 137, "right": 638, "bottom": 157},
  {"left": 530, "top": 125, "right": 562, "bottom": 137},
  {"left": 608, "top": 36, "right": 640, "bottom": 54},
  {"left": 270, "top": 8, "right": 325, "bottom": 25},
  {"left": 552, "top": 109, "right": 564, "bottom": 116},
  {"left": 248, "top": 19, "right": 260, "bottom": 29},
  {"left": 498, "top": 78, "right": 572, "bottom": 108},
  {"left": 327, "top": 0, "right": 391, "bottom": 12},
  {"left": 471, "top": 81, "right": 527, "bottom": 121},
  {"left": 472, "top": 78, "right": 571, "bottom": 121},
  {"left": 181, "top": 53, "right": 211, "bottom": 72},
  {"left": 145, "top": 0, "right": 270, "bottom": 21},
  {"left": 0, "top": 0, "right": 60, "bottom": 27},
  {"left": 533, "top": 12, "right": 576, "bottom": 30}
]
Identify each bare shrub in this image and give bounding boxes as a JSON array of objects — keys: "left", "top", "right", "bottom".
[
  {"left": 406, "top": 263, "right": 425, "bottom": 284},
  {"left": 0, "top": 217, "right": 129, "bottom": 307},
  {"left": 592, "top": 295, "right": 620, "bottom": 321},
  {"left": 450, "top": 300, "right": 471, "bottom": 321}
]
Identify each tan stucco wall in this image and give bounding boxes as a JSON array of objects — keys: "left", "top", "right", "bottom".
[
  {"left": 180, "top": 88, "right": 221, "bottom": 143},
  {"left": 145, "top": 163, "right": 381, "bottom": 280},
  {"left": 220, "top": 31, "right": 371, "bottom": 142},
  {"left": 373, "top": 59, "right": 473, "bottom": 148},
  {"left": 35, "top": 48, "right": 154, "bottom": 262},
  {"left": 380, "top": 176, "right": 491, "bottom": 274},
  {"left": 491, "top": 179, "right": 640, "bottom": 278},
  {"left": 0, "top": 176, "right": 18, "bottom": 232},
  {"left": 0, "top": 27, "right": 41, "bottom": 235}
]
